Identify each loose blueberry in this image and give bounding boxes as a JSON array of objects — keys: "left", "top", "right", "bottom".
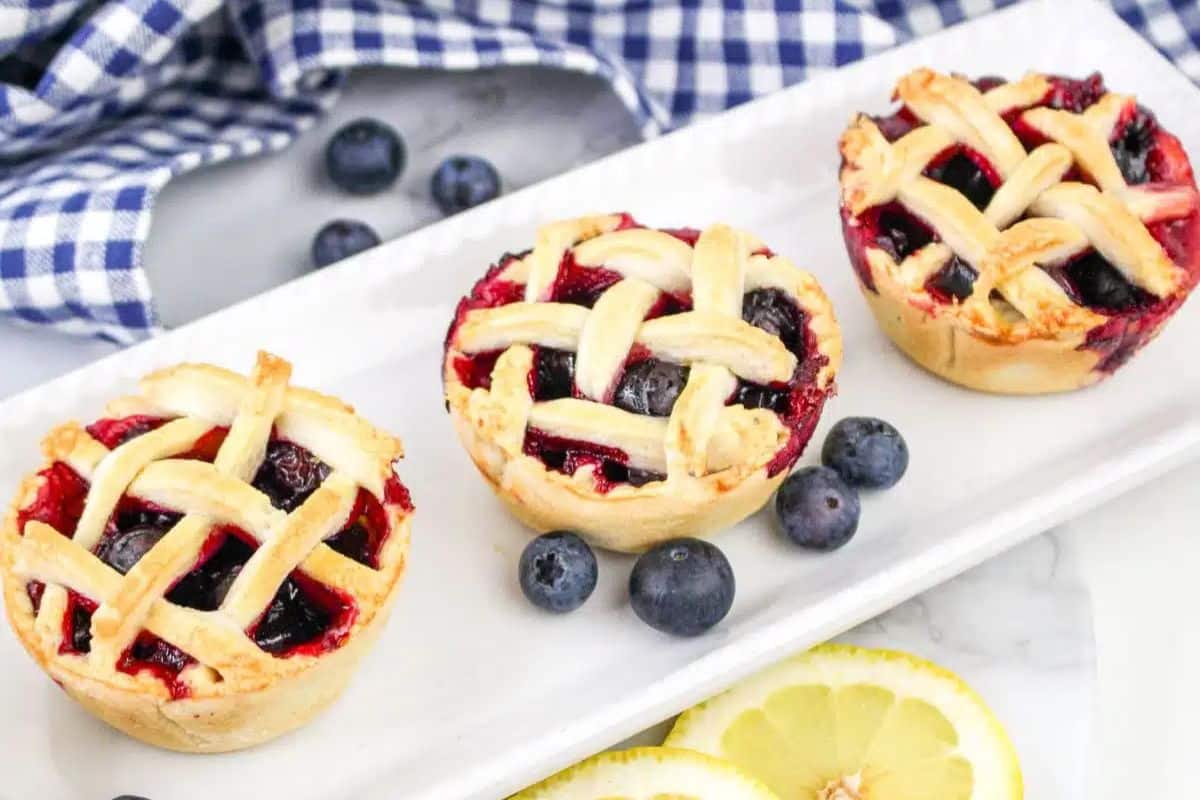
[
  {"left": 534, "top": 348, "right": 576, "bottom": 400},
  {"left": 325, "top": 118, "right": 405, "bottom": 195},
  {"left": 629, "top": 538, "right": 735, "bottom": 636},
  {"left": 775, "top": 466, "right": 861, "bottom": 552},
  {"left": 253, "top": 441, "right": 332, "bottom": 512},
  {"left": 821, "top": 417, "right": 909, "bottom": 489},
  {"left": 927, "top": 255, "right": 978, "bottom": 301},
  {"left": 614, "top": 359, "right": 689, "bottom": 417},
  {"left": 518, "top": 531, "right": 598, "bottom": 613},
  {"left": 1065, "top": 251, "right": 1145, "bottom": 311},
  {"left": 99, "top": 524, "right": 170, "bottom": 575},
  {"left": 311, "top": 220, "right": 381, "bottom": 268},
  {"left": 431, "top": 155, "right": 501, "bottom": 215},
  {"left": 253, "top": 579, "right": 330, "bottom": 654},
  {"left": 113, "top": 796, "right": 151, "bottom": 800},
  {"left": 742, "top": 288, "right": 804, "bottom": 352}
]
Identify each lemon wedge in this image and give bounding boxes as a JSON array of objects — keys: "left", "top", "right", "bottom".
[
  {"left": 665, "top": 644, "right": 1022, "bottom": 800},
  {"left": 512, "top": 746, "right": 781, "bottom": 799}
]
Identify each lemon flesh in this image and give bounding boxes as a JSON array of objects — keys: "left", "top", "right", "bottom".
[
  {"left": 665, "top": 644, "right": 1022, "bottom": 800},
  {"left": 512, "top": 746, "right": 780, "bottom": 800}
]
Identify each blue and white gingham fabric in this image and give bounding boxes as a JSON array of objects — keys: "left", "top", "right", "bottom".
[{"left": 1, "top": 1, "right": 1198, "bottom": 342}]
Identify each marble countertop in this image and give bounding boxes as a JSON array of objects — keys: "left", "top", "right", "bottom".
[{"left": 2, "top": 67, "right": 1197, "bottom": 799}]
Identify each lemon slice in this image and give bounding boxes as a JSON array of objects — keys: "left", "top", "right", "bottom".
[
  {"left": 665, "top": 644, "right": 1022, "bottom": 800},
  {"left": 512, "top": 746, "right": 780, "bottom": 799}
]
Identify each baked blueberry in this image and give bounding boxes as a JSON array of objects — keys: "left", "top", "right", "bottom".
[
  {"left": 534, "top": 348, "right": 576, "bottom": 400},
  {"left": 325, "top": 118, "right": 405, "bottom": 195},
  {"left": 629, "top": 538, "right": 735, "bottom": 636},
  {"left": 775, "top": 466, "right": 860, "bottom": 551},
  {"left": 742, "top": 288, "right": 804, "bottom": 352},
  {"left": 614, "top": 359, "right": 689, "bottom": 417},
  {"left": 311, "top": 219, "right": 381, "bottom": 268},
  {"left": 518, "top": 531, "right": 598, "bottom": 613},
  {"left": 98, "top": 524, "right": 170, "bottom": 575},
  {"left": 926, "top": 151, "right": 994, "bottom": 209},
  {"left": 253, "top": 579, "right": 330, "bottom": 654},
  {"left": 252, "top": 441, "right": 331, "bottom": 512},
  {"left": 1065, "top": 251, "right": 1145, "bottom": 311},
  {"left": 927, "top": 256, "right": 978, "bottom": 301},
  {"left": 821, "top": 417, "right": 909, "bottom": 489},
  {"left": 431, "top": 155, "right": 501, "bottom": 215}
]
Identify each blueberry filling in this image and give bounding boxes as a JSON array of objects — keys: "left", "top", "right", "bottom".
[
  {"left": 1063, "top": 251, "right": 1150, "bottom": 311},
  {"left": 252, "top": 441, "right": 332, "bottom": 512},
  {"left": 614, "top": 359, "right": 689, "bottom": 417},
  {"left": 166, "top": 533, "right": 254, "bottom": 612},
  {"left": 601, "top": 462, "right": 666, "bottom": 487},
  {"left": 742, "top": 288, "right": 805, "bottom": 354},
  {"left": 69, "top": 604, "right": 93, "bottom": 653},
  {"left": 733, "top": 382, "right": 791, "bottom": 414},
  {"left": 326, "top": 523, "right": 371, "bottom": 567},
  {"left": 1044, "top": 73, "right": 1106, "bottom": 113},
  {"left": 533, "top": 348, "right": 576, "bottom": 400},
  {"left": 925, "top": 151, "right": 995, "bottom": 210},
  {"left": 252, "top": 578, "right": 333, "bottom": 655},
  {"left": 873, "top": 206, "right": 934, "bottom": 261},
  {"left": 926, "top": 256, "right": 979, "bottom": 301},
  {"left": 97, "top": 522, "right": 174, "bottom": 575},
  {"left": 1110, "top": 107, "right": 1158, "bottom": 186}
]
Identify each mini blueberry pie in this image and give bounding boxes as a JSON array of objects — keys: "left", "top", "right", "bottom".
[
  {"left": 840, "top": 68, "right": 1200, "bottom": 394},
  {"left": 0, "top": 352, "right": 412, "bottom": 752},
  {"left": 443, "top": 214, "right": 841, "bottom": 552}
]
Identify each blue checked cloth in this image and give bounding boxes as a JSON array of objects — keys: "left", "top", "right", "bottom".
[{"left": 2, "top": 1, "right": 1199, "bottom": 342}]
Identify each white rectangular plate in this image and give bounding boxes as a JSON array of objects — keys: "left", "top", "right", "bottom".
[{"left": 3, "top": 1, "right": 1200, "bottom": 796}]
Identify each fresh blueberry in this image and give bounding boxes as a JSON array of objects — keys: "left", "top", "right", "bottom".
[
  {"left": 113, "top": 796, "right": 151, "bottom": 800},
  {"left": 821, "top": 417, "right": 909, "bottom": 489},
  {"left": 614, "top": 359, "right": 689, "bottom": 417},
  {"left": 518, "top": 531, "right": 598, "bottom": 613},
  {"left": 325, "top": 118, "right": 405, "bottom": 195},
  {"left": 99, "top": 524, "right": 170, "bottom": 575},
  {"left": 253, "top": 440, "right": 332, "bottom": 511},
  {"left": 253, "top": 579, "right": 330, "bottom": 654},
  {"left": 431, "top": 155, "right": 501, "bottom": 215},
  {"left": 775, "top": 466, "right": 861, "bottom": 551},
  {"left": 629, "top": 538, "right": 735, "bottom": 636},
  {"left": 311, "top": 220, "right": 381, "bottom": 268},
  {"left": 742, "top": 288, "right": 804, "bottom": 352}
]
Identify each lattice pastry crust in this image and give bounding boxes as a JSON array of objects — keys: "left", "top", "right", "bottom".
[
  {"left": 839, "top": 68, "right": 1200, "bottom": 394},
  {"left": 0, "top": 352, "right": 412, "bottom": 752},
  {"left": 443, "top": 214, "right": 841, "bottom": 552}
]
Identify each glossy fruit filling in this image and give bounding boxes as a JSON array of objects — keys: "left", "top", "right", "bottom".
[
  {"left": 446, "top": 215, "right": 831, "bottom": 490},
  {"left": 15, "top": 415, "right": 410, "bottom": 694},
  {"left": 841, "top": 73, "right": 1200, "bottom": 372}
]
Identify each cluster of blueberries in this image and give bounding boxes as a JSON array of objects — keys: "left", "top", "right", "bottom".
[
  {"left": 312, "top": 119, "right": 502, "bottom": 268},
  {"left": 518, "top": 417, "right": 909, "bottom": 637}
]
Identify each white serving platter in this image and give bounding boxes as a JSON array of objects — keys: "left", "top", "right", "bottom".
[{"left": 2, "top": 0, "right": 1199, "bottom": 797}]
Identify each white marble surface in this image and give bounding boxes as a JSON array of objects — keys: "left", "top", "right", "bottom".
[{"left": 0, "top": 65, "right": 1196, "bottom": 798}]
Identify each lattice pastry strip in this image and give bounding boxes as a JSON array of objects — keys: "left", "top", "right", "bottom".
[
  {"left": 7, "top": 352, "right": 408, "bottom": 695},
  {"left": 841, "top": 68, "right": 1197, "bottom": 337},
  {"left": 451, "top": 216, "right": 841, "bottom": 489}
]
